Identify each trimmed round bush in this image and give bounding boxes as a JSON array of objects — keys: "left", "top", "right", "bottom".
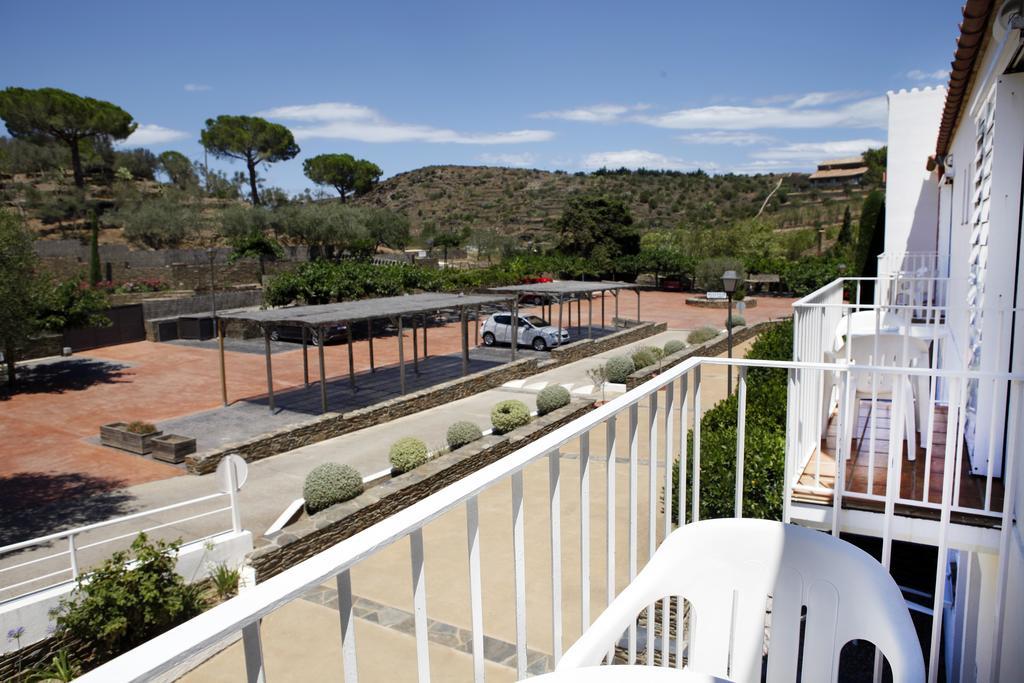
[
  {"left": 605, "top": 355, "right": 635, "bottom": 384},
  {"left": 687, "top": 325, "right": 720, "bottom": 345},
  {"left": 491, "top": 399, "right": 531, "bottom": 435},
  {"left": 725, "top": 314, "right": 746, "bottom": 329},
  {"left": 663, "top": 339, "right": 687, "bottom": 356},
  {"left": 536, "top": 385, "right": 571, "bottom": 416},
  {"left": 447, "top": 421, "right": 483, "bottom": 450},
  {"left": 303, "top": 463, "right": 364, "bottom": 514},
  {"left": 389, "top": 437, "right": 430, "bottom": 473},
  {"left": 631, "top": 347, "right": 658, "bottom": 370}
]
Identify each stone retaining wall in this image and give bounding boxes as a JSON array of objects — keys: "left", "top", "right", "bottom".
[
  {"left": 186, "top": 322, "right": 665, "bottom": 475},
  {"left": 249, "top": 401, "right": 592, "bottom": 581},
  {"left": 624, "top": 319, "right": 786, "bottom": 390}
]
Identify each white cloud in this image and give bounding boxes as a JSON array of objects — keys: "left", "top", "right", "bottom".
[
  {"left": 580, "top": 149, "right": 713, "bottom": 171},
  {"left": 637, "top": 96, "right": 886, "bottom": 130},
  {"left": 478, "top": 152, "right": 537, "bottom": 167},
  {"left": 749, "top": 138, "right": 884, "bottom": 163},
  {"left": 789, "top": 91, "right": 864, "bottom": 108},
  {"left": 907, "top": 69, "right": 949, "bottom": 82},
  {"left": 531, "top": 103, "right": 650, "bottom": 123},
  {"left": 676, "top": 131, "right": 774, "bottom": 146},
  {"left": 122, "top": 124, "right": 190, "bottom": 147},
  {"left": 258, "top": 101, "right": 553, "bottom": 144},
  {"left": 184, "top": 83, "right": 212, "bottom": 92}
]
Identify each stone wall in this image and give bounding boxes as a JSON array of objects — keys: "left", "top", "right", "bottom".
[
  {"left": 549, "top": 321, "right": 667, "bottom": 365},
  {"left": 624, "top": 319, "right": 786, "bottom": 389},
  {"left": 249, "top": 401, "right": 592, "bottom": 581}
]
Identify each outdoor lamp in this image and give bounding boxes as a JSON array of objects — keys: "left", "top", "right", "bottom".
[
  {"left": 721, "top": 270, "right": 738, "bottom": 395},
  {"left": 721, "top": 270, "right": 739, "bottom": 294}
]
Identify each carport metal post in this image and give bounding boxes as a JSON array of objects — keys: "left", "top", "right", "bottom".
[
  {"left": 412, "top": 316, "right": 419, "bottom": 374},
  {"left": 301, "top": 327, "right": 309, "bottom": 386},
  {"left": 636, "top": 288, "right": 641, "bottom": 323},
  {"left": 397, "top": 316, "right": 406, "bottom": 395},
  {"left": 317, "top": 328, "right": 327, "bottom": 413},
  {"left": 263, "top": 326, "right": 275, "bottom": 413},
  {"left": 423, "top": 313, "right": 429, "bottom": 358},
  {"left": 346, "top": 321, "right": 356, "bottom": 390},
  {"left": 558, "top": 295, "right": 564, "bottom": 337},
  {"left": 511, "top": 296, "right": 518, "bottom": 361},
  {"left": 601, "top": 290, "right": 606, "bottom": 330},
  {"left": 588, "top": 294, "right": 593, "bottom": 339},
  {"left": 613, "top": 291, "right": 619, "bottom": 327},
  {"left": 567, "top": 295, "right": 572, "bottom": 329},
  {"left": 577, "top": 298, "right": 582, "bottom": 333},
  {"left": 218, "top": 318, "right": 227, "bottom": 406},
  {"left": 474, "top": 305, "right": 480, "bottom": 345},
  {"left": 367, "top": 320, "right": 375, "bottom": 373},
  {"left": 460, "top": 306, "right": 470, "bottom": 376}
]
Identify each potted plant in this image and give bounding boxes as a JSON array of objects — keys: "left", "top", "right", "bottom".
[
  {"left": 150, "top": 434, "right": 197, "bottom": 464},
  {"left": 100, "top": 421, "right": 162, "bottom": 455}
]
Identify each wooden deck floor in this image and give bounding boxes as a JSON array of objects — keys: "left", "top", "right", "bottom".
[{"left": 792, "top": 400, "right": 1004, "bottom": 527}]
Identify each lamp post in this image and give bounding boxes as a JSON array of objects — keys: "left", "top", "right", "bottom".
[{"left": 721, "top": 269, "right": 739, "bottom": 395}]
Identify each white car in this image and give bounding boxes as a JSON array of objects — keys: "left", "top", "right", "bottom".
[{"left": 481, "top": 313, "right": 569, "bottom": 351}]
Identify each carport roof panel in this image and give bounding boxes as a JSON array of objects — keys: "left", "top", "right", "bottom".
[
  {"left": 216, "top": 292, "right": 513, "bottom": 326},
  {"left": 490, "top": 280, "right": 637, "bottom": 295}
]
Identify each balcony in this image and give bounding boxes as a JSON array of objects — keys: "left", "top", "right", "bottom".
[{"left": 71, "top": 349, "right": 1022, "bottom": 682}]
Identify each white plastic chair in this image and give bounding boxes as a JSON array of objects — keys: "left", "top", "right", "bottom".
[{"left": 558, "top": 519, "right": 925, "bottom": 683}]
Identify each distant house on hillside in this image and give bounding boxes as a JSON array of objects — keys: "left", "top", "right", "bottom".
[{"left": 808, "top": 156, "right": 868, "bottom": 187}]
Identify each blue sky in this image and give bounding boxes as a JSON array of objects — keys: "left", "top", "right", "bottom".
[{"left": 3, "top": 0, "right": 961, "bottom": 193}]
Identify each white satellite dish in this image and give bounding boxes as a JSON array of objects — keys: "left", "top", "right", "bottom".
[{"left": 216, "top": 454, "right": 249, "bottom": 493}]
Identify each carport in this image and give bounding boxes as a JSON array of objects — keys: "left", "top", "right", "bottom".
[
  {"left": 215, "top": 292, "right": 513, "bottom": 414},
  {"left": 489, "top": 281, "right": 640, "bottom": 356}
]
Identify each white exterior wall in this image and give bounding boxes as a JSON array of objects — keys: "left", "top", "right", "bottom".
[
  {"left": 884, "top": 87, "right": 946, "bottom": 263},
  {"left": 933, "top": 24, "right": 1024, "bottom": 680}
]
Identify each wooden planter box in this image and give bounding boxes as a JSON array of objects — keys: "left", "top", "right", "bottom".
[
  {"left": 151, "top": 434, "right": 196, "bottom": 464},
  {"left": 100, "top": 423, "right": 162, "bottom": 455}
]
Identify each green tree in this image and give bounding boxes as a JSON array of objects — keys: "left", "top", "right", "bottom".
[
  {"left": 862, "top": 146, "right": 887, "bottom": 187},
  {"left": 88, "top": 211, "right": 101, "bottom": 286},
  {"left": 158, "top": 150, "right": 198, "bottom": 190},
  {"left": 425, "top": 224, "right": 471, "bottom": 265},
  {"left": 838, "top": 205, "right": 853, "bottom": 245},
  {"left": 220, "top": 205, "right": 282, "bottom": 279},
  {"left": 856, "top": 190, "right": 885, "bottom": 275},
  {"left": 303, "top": 153, "right": 381, "bottom": 201},
  {"left": 363, "top": 207, "right": 409, "bottom": 251},
  {"left": 0, "top": 87, "right": 136, "bottom": 188},
  {"left": 555, "top": 195, "right": 639, "bottom": 261},
  {"left": 106, "top": 192, "right": 198, "bottom": 249},
  {"left": 200, "top": 115, "right": 299, "bottom": 205}
]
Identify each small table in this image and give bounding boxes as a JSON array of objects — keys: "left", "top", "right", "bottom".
[{"left": 530, "top": 665, "right": 733, "bottom": 682}]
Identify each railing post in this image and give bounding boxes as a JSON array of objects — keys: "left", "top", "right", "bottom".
[
  {"left": 466, "top": 497, "right": 485, "bottom": 683},
  {"left": 337, "top": 570, "right": 359, "bottom": 683},
  {"left": 734, "top": 366, "right": 747, "bottom": 518},
  {"left": 410, "top": 529, "right": 430, "bottom": 682},
  {"left": 242, "top": 621, "right": 266, "bottom": 683},
  {"left": 68, "top": 534, "right": 79, "bottom": 580},
  {"left": 549, "top": 449, "right": 563, "bottom": 665},
  {"left": 227, "top": 460, "right": 243, "bottom": 533},
  {"left": 511, "top": 471, "right": 528, "bottom": 678}
]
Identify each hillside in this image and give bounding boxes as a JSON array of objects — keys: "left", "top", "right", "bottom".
[{"left": 354, "top": 165, "right": 874, "bottom": 246}]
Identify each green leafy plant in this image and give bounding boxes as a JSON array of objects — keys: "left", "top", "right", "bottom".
[
  {"left": 53, "top": 533, "right": 204, "bottom": 660},
  {"left": 125, "top": 421, "right": 157, "bottom": 434},
  {"left": 663, "top": 339, "right": 687, "bottom": 356},
  {"left": 208, "top": 562, "right": 241, "bottom": 600},
  {"left": 303, "top": 462, "right": 364, "bottom": 513},
  {"left": 27, "top": 649, "right": 81, "bottom": 682},
  {"left": 446, "top": 421, "right": 483, "bottom": 450},
  {"left": 536, "top": 385, "right": 571, "bottom": 416},
  {"left": 687, "top": 326, "right": 721, "bottom": 345},
  {"left": 490, "top": 400, "right": 531, "bottom": 435},
  {"left": 631, "top": 346, "right": 659, "bottom": 370},
  {"left": 605, "top": 355, "right": 635, "bottom": 384},
  {"left": 389, "top": 437, "right": 430, "bottom": 473}
]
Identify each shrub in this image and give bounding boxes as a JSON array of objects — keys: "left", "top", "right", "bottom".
[
  {"left": 687, "top": 326, "right": 720, "bottom": 345},
  {"left": 447, "top": 421, "right": 483, "bottom": 450},
  {"left": 663, "top": 339, "right": 686, "bottom": 356},
  {"left": 725, "top": 314, "right": 746, "bottom": 329},
  {"left": 605, "top": 355, "right": 635, "bottom": 384},
  {"left": 672, "top": 320, "right": 792, "bottom": 523},
  {"left": 491, "top": 400, "right": 531, "bottom": 435},
  {"left": 209, "top": 562, "right": 241, "bottom": 600},
  {"left": 125, "top": 421, "right": 157, "bottom": 434},
  {"left": 389, "top": 437, "right": 430, "bottom": 472},
  {"left": 631, "top": 347, "right": 658, "bottom": 370},
  {"left": 536, "top": 385, "right": 571, "bottom": 416},
  {"left": 303, "top": 462, "right": 364, "bottom": 513},
  {"left": 54, "top": 533, "right": 204, "bottom": 660}
]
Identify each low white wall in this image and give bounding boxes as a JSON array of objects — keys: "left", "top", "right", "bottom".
[{"left": 0, "top": 530, "right": 252, "bottom": 655}]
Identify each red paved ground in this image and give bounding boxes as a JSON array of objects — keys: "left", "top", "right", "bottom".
[{"left": 0, "top": 291, "right": 795, "bottom": 503}]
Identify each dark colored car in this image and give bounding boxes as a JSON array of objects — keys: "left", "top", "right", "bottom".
[{"left": 269, "top": 323, "right": 346, "bottom": 346}]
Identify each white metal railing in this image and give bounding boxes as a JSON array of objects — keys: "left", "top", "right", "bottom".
[
  {"left": 877, "top": 251, "right": 949, "bottom": 279},
  {"left": 75, "top": 354, "right": 1023, "bottom": 683},
  {"left": 0, "top": 489, "right": 241, "bottom": 604}
]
